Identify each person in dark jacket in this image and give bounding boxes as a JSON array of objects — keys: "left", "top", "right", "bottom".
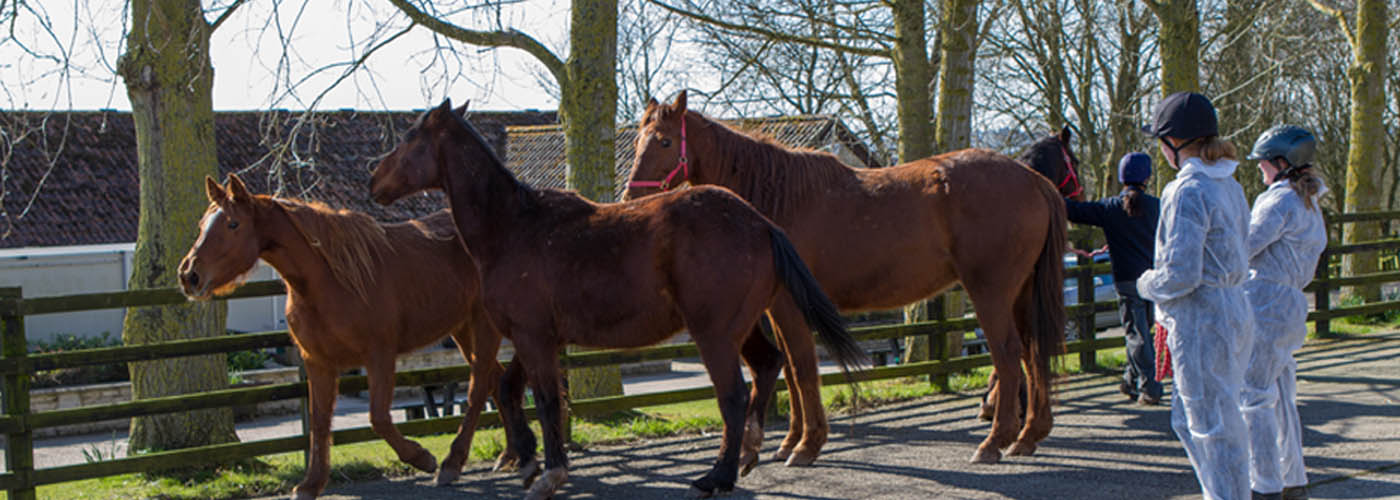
[{"left": 1065, "top": 152, "right": 1163, "bottom": 404}]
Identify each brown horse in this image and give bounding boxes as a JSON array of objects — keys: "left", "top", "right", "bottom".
[
  {"left": 368, "top": 99, "right": 867, "bottom": 499},
  {"left": 177, "top": 175, "right": 525, "bottom": 499},
  {"left": 626, "top": 91, "right": 1066, "bottom": 465}
]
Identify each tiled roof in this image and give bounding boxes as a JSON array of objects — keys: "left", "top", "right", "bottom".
[
  {"left": 0, "top": 109, "right": 556, "bottom": 249},
  {"left": 505, "top": 115, "right": 880, "bottom": 200}
]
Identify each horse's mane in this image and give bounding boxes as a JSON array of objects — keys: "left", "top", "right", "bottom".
[
  {"left": 692, "top": 114, "right": 852, "bottom": 219},
  {"left": 445, "top": 108, "right": 538, "bottom": 211},
  {"left": 270, "top": 196, "right": 391, "bottom": 304}
]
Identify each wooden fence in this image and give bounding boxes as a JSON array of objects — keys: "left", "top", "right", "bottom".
[{"left": 2, "top": 212, "right": 1397, "bottom": 498}]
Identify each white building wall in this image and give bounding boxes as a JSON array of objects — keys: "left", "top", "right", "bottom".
[{"left": 0, "top": 243, "right": 285, "bottom": 343}]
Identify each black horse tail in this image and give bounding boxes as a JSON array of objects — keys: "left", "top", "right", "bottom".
[
  {"left": 1027, "top": 177, "right": 1068, "bottom": 408},
  {"left": 767, "top": 225, "right": 869, "bottom": 374}
]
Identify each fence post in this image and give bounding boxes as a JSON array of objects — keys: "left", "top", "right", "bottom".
[
  {"left": 297, "top": 360, "right": 310, "bottom": 469},
  {"left": 1077, "top": 256, "right": 1097, "bottom": 371},
  {"left": 1, "top": 287, "right": 36, "bottom": 500},
  {"left": 929, "top": 296, "right": 949, "bottom": 390},
  {"left": 1314, "top": 247, "right": 1331, "bottom": 338}
]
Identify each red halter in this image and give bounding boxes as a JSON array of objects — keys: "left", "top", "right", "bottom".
[
  {"left": 1058, "top": 143, "right": 1083, "bottom": 198},
  {"left": 628, "top": 116, "right": 689, "bottom": 192}
]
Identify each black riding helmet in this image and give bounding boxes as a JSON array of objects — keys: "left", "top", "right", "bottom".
[
  {"left": 1142, "top": 92, "right": 1219, "bottom": 167},
  {"left": 1247, "top": 125, "right": 1316, "bottom": 178}
]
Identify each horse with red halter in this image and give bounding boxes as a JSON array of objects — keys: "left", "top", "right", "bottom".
[
  {"left": 978, "top": 125, "right": 1087, "bottom": 420},
  {"left": 368, "top": 99, "right": 867, "bottom": 499},
  {"left": 178, "top": 175, "right": 525, "bottom": 499},
  {"left": 626, "top": 91, "right": 1067, "bottom": 465}
]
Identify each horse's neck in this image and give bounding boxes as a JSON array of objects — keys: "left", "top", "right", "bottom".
[
  {"left": 440, "top": 145, "right": 529, "bottom": 265},
  {"left": 256, "top": 204, "right": 337, "bottom": 299},
  {"left": 698, "top": 122, "right": 840, "bottom": 220}
]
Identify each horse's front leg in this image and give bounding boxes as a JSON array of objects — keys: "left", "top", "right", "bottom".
[
  {"left": 291, "top": 360, "right": 337, "bottom": 500},
  {"left": 493, "top": 353, "right": 539, "bottom": 483},
  {"left": 515, "top": 338, "right": 568, "bottom": 500},
  {"left": 366, "top": 354, "right": 437, "bottom": 473},
  {"left": 435, "top": 322, "right": 504, "bottom": 486}
]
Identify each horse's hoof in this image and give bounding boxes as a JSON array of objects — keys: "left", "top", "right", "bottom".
[
  {"left": 406, "top": 450, "right": 438, "bottom": 473},
  {"left": 970, "top": 446, "right": 1001, "bottom": 464},
  {"left": 523, "top": 467, "right": 567, "bottom": 500},
  {"left": 433, "top": 464, "right": 462, "bottom": 486},
  {"left": 290, "top": 485, "right": 319, "bottom": 500},
  {"left": 784, "top": 448, "right": 818, "bottom": 467},
  {"left": 978, "top": 402, "right": 995, "bottom": 421},
  {"left": 688, "top": 485, "right": 734, "bottom": 498},
  {"left": 519, "top": 458, "right": 543, "bottom": 488},
  {"left": 772, "top": 446, "right": 793, "bottom": 461},
  {"left": 1006, "top": 441, "right": 1037, "bottom": 457},
  {"left": 738, "top": 451, "right": 759, "bottom": 477},
  {"left": 493, "top": 450, "right": 519, "bottom": 472}
]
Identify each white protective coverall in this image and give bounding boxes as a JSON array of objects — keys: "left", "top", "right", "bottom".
[
  {"left": 1137, "top": 156, "right": 1254, "bottom": 500},
  {"left": 1240, "top": 178, "right": 1328, "bottom": 494}
]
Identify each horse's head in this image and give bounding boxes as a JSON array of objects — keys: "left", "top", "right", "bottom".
[
  {"left": 1020, "top": 126, "right": 1085, "bottom": 201},
  {"left": 370, "top": 99, "right": 470, "bottom": 205},
  {"left": 179, "top": 174, "right": 263, "bottom": 300},
  {"left": 625, "top": 90, "right": 691, "bottom": 200}
]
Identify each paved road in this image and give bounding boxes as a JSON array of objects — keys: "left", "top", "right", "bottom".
[{"left": 265, "top": 331, "right": 1400, "bottom": 500}]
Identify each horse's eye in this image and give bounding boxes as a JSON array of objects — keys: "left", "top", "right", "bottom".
[
  {"left": 660, "top": 138, "right": 672, "bottom": 148},
  {"left": 228, "top": 220, "right": 239, "bottom": 230}
]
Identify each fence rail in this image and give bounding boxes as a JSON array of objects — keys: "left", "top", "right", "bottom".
[{"left": 3, "top": 210, "right": 1398, "bottom": 498}]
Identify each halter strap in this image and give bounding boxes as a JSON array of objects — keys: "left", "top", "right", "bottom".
[
  {"left": 1058, "top": 143, "right": 1083, "bottom": 198},
  {"left": 629, "top": 115, "right": 689, "bottom": 191}
]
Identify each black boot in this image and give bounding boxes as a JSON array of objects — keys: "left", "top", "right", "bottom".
[
  {"left": 1281, "top": 485, "right": 1309, "bottom": 500},
  {"left": 1252, "top": 491, "right": 1282, "bottom": 500}
]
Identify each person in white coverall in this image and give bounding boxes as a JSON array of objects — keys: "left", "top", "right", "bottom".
[
  {"left": 1239, "top": 125, "right": 1328, "bottom": 500},
  {"left": 1135, "top": 92, "right": 1254, "bottom": 500}
]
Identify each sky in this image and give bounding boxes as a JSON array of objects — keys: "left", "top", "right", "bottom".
[{"left": 2, "top": 0, "right": 572, "bottom": 112}]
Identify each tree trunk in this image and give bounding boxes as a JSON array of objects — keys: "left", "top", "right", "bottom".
[
  {"left": 116, "top": 0, "right": 235, "bottom": 451},
  {"left": 907, "top": 0, "right": 977, "bottom": 362},
  {"left": 892, "top": 0, "right": 934, "bottom": 162},
  {"left": 895, "top": 0, "right": 937, "bottom": 360},
  {"left": 935, "top": 0, "right": 979, "bottom": 152},
  {"left": 1341, "top": 0, "right": 1389, "bottom": 302},
  {"left": 1146, "top": 0, "right": 1200, "bottom": 96},
  {"left": 563, "top": 0, "right": 624, "bottom": 399}
]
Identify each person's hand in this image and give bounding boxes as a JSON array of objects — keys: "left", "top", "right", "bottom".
[{"left": 1087, "top": 244, "right": 1109, "bottom": 258}]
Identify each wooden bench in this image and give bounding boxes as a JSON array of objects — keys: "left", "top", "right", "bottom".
[{"left": 392, "top": 382, "right": 493, "bottom": 420}]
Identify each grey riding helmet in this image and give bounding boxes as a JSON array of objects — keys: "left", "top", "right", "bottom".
[{"left": 1247, "top": 125, "right": 1316, "bottom": 168}]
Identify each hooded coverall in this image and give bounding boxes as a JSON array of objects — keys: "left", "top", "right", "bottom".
[
  {"left": 1137, "top": 156, "right": 1254, "bottom": 500},
  {"left": 1240, "top": 178, "right": 1328, "bottom": 494}
]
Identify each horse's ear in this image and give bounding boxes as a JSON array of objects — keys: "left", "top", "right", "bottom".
[
  {"left": 1058, "top": 125, "right": 1072, "bottom": 143},
  {"left": 453, "top": 100, "right": 470, "bottom": 118},
  {"left": 205, "top": 176, "right": 226, "bottom": 203},
  {"left": 647, "top": 96, "right": 659, "bottom": 110},
  {"left": 430, "top": 98, "right": 453, "bottom": 122},
  {"left": 673, "top": 90, "right": 688, "bottom": 114},
  {"left": 226, "top": 173, "right": 252, "bottom": 203}
]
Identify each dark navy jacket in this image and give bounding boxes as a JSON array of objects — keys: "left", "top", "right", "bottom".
[{"left": 1065, "top": 190, "right": 1160, "bottom": 297}]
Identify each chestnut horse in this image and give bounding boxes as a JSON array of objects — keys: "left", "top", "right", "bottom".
[
  {"left": 178, "top": 175, "right": 524, "bottom": 499},
  {"left": 368, "top": 99, "right": 867, "bottom": 499},
  {"left": 626, "top": 91, "right": 1067, "bottom": 465}
]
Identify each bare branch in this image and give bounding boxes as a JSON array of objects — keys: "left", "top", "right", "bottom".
[
  {"left": 1303, "top": 0, "right": 1356, "bottom": 48},
  {"left": 209, "top": 0, "right": 249, "bottom": 32},
  {"left": 648, "top": 0, "right": 889, "bottom": 57},
  {"left": 386, "top": 0, "right": 568, "bottom": 87}
]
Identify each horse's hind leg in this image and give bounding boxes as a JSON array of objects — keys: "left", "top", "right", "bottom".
[
  {"left": 980, "top": 370, "right": 999, "bottom": 421},
  {"left": 688, "top": 326, "right": 753, "bottom": 497},
  {"left": 365, "top": 354, "right": 437, "bottom": 473},
  {"left": 292, "top": 360, "right": 337, "bottom": 500},
  {"left": 773, "top": 361, "right": 805, "bottom": 462},
  {"left": 1009, "top": 287, "right": 1052, "bottom": 456},
  {"left": 738, "top": 321, "right": 783, "bottom": 476},
  {"left": 435, "top": 322, "right": 504, "bottom": 486},
  {"left": 964, "top": 290, "right": 1024, "bottom": 464},
  {"left": 768, "top": 296, "right": 829, "bottom": 467}
]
